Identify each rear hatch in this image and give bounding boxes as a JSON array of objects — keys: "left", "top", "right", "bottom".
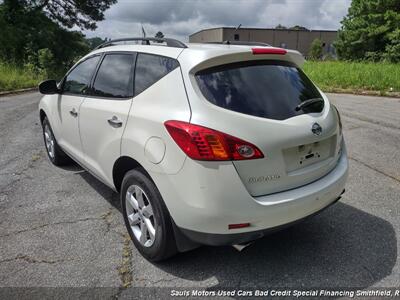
[{"left": 193, "top": 56, "right": 342, "bottom": 196}]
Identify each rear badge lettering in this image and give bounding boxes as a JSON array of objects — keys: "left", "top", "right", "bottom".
[{"left": 248, "top": 175, "right": 281, "bottom": 184}]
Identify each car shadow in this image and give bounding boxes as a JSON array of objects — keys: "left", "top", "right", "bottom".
[
  {"left": 57, "top": 162, "right": 84, "bottom": 172},
  {"left": 65, "top": 162, "right": 122, "bottom": 212},
  {"left": 156, "top": 202, "right": 397, "bottom": 290},
  {"left": 70, "top": 165, "right": 397, "bottom": 290}
]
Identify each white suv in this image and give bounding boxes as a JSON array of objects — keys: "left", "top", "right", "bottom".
[{"left": 38, "top": 37, "right": 348, "bottom": 261}]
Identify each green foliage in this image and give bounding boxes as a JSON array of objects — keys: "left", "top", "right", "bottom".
[
  {"left": 18, "top": 0, "right": 117, "bottom": 30},
  {"left": 275, "top": 24, "right": 309, "bottom": 31},
  {"left": 155, "top": 31, "right": 165, "bottom": 39},
  {"left": 275, "top": 24, "right": 287, "bottom": 30},
  {"left": 335, "top": 0, "right": 400, "bottom": 62},
  {"left": 383, "top": 28, "right": 400, "bottom": 62},
  {"left": 37, "top": 48, "right": 56, "bottom": 78},
  {"left": 86, "top": 37, "right": 107, "bottom": 50},
  {"left": 289, "top": 25, "right": 309, "bottom": 31},
  {"left": 0, "top": 62, "right": 43, "bottom": 92},
  {"left": 0, "top": 0, "right": 115, "bottom": 81},
  {"left": 303, "top": 61, "right": 400, "bottom": 93},
  {"left": 309, "top": 38, "right": 323, "bottom": 60}
]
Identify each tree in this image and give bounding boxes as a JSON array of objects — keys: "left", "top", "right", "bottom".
[
  {"left": 86, "top": 37, "right": 107, "bottom": 49},
  {"left": 309, "top": 38, "right": 323, "bottom": 60},
  {"left": 25, "top": 0, "right": 117, "bottom": 30},
  {"left": 275, "top": 24, "right": 287, "bottom": 30},
  {"left": 155, "top": 31, "right": 164, "bottom": 39},
  {"left": 274, "top": 24, "right": 308, "bottom": 31},
  {"left": 289, "top": 25, "right": 309, "bottom": 31},
  {"left": 0, "top": 0, "right": 116, "bottom": 79},
  {"left": 335, "top": 0, "right": 400, "bottom": 62}
]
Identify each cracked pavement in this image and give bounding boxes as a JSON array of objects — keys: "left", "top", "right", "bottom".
[{"left": 0, "top": 92, "right": 399, "bottom": 296}]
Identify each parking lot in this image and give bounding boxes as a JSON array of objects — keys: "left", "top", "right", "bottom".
[{"left": 0, "top": 92, "right": 399, "bottom": 296}]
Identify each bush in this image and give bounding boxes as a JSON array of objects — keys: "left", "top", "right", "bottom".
[{"left": 309, "top": 38, "right": 323, "bottom": 60}]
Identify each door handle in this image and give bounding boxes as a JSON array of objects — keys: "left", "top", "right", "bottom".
[
  {"left": 69, "top": 108, "right": 78, "bottom": 117},
  {"left": 107, "top": 116, "right": 123, "bottom": 128}
]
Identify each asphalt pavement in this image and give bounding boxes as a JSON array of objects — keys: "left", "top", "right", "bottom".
[{"left": 0, "top": 92, "right": 399, "bottom": 298}]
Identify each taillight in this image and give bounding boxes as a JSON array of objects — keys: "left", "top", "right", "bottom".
[
  {"left": 164, "top": 120, "right": 264, "bottom": 161},
  {"left": 252, "top": 48, "right": 287, "bottom": 55}
]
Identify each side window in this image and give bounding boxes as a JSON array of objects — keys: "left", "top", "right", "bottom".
[
  {"left": 63, "top": 56, "right": 100, "bottom": 95},
  {"left": 92, "top": 54, "right": 135, "bottom": 98},
  {"left": 134, "top": 53, "right": 179, "bottom": 96}
]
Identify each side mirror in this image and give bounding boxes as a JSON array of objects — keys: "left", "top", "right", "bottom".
[{"left": 39, "top": 80, "right": 59, "bottom": 95}]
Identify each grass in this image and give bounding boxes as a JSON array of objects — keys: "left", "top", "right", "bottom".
[
  {"left": 0, "top": 62, "right": 43, "bottom": 92},
  {"left": 303, "top": 61, "right": 400, "bottom": 95},
  {"left": 1, "top": 59, "right": 399, "bottom": 96}
]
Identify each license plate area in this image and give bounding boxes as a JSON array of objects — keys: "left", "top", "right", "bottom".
[{"left": 283, "top": 135, "right": 336, "bottom": 173}]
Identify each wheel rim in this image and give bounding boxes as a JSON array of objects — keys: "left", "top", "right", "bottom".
[
  {"left": 125, "top": 185, "right": 156, "bottom": 247},
  {"left": 44, "top": 124, "right": 55, "bottom": 159}
]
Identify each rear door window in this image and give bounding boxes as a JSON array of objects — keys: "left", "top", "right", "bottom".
[
  {"left": 134, "top": 53, "right": 179, "bottom": 96},
  {"left": 92, "top": 53, "right": 135, "bottom": 98},
  {"left": 195, "top": 60, "right": 323, "bottom": 120}
]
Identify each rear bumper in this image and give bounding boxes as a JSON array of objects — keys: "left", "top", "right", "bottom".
[
  {"left": 177, "top": 191, "right": 344, "bottom": 246},
  {"left": 150, "top": 144, "right": 348, "bottom": 245}
]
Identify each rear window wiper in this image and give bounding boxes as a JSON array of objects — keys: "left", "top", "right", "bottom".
[{"left": 295, "top": 98, "right": 324, "bottom": 112}]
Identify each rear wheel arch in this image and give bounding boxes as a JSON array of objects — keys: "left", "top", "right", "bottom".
[
  {"left": 112, "top": 156, "right": 153, "bottom": 192},
  {"left": 113, "top": 156, "right": 195, "bottom": 255}
]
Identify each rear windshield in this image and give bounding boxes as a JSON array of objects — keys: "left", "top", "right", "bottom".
[{"left": 195, "top": 60, "right": 323, "bottom": 120}]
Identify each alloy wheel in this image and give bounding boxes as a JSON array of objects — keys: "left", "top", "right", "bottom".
[
  {"left": 125, "top": 185, "right": 156, "bottom": 247},
  {"left": 44, "top": 124, "right": 55, "bottom": 159}
]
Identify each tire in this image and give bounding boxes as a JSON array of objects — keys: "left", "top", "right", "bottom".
[
  {"left": 121, "top": 169, "right": 177, "bottom": 261},
  {"left": 42, "top": 116, "right": 71, "bottom": 166}
]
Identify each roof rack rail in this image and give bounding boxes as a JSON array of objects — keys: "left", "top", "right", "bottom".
[
  {"left": 205, "top": 41, "right": 271, "bottom": 47},
  {"left": 94, "top": 37, "right": 187, "bottom": 50}
]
